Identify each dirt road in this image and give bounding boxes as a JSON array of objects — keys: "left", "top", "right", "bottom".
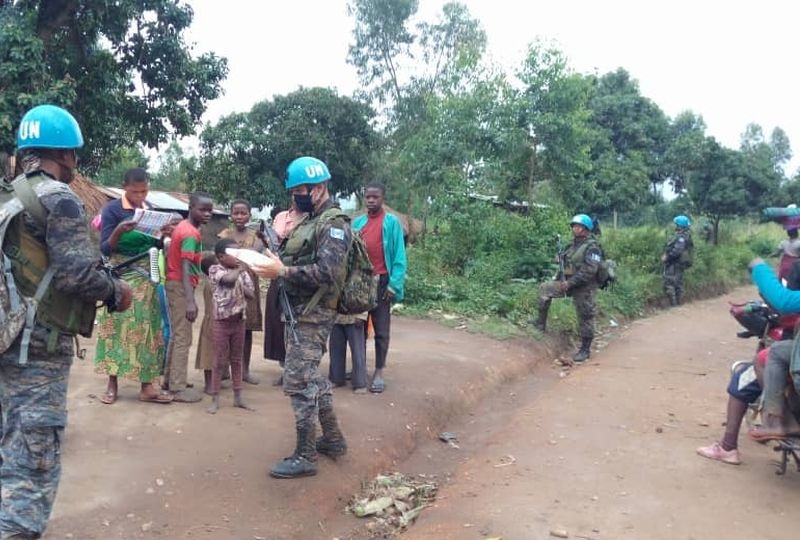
[{"left": 44, "top": 286, "right": 800, "bottom": 539}]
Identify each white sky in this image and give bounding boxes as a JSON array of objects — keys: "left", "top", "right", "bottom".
[{"left": 180, "top": 0, "right": 800, "bottom": 175}]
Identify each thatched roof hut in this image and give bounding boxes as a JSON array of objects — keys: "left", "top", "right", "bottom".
[{"left": 69, "top": 174, "right": 112, "bottom": 218}]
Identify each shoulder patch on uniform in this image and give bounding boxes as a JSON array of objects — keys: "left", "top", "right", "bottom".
[
  {"left": 53, "top": 198, "right": 81, "bottom": 219},
  {"left": 589, "top": 252, "right": 602, "bottom": 262},
  {"left": 329, "top": 227, "right": 345, "bottom": 241}
]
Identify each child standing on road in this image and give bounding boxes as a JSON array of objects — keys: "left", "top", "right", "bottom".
[
  {"left": 207, "top": 238, "right": 256, "bottom": 414},
  {"left": 195, "top": 253, "right": 218, "bottom": 395},
  {"left": 164, "top": 193, "right": 213, "bottom": 402}
]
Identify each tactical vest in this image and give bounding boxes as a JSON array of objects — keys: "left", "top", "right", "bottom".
[
  {"left": 2, "top": 176, "right": 98, "bottom": 337},
  {"left": 667, "top": 231, "right": 694, "bottom": 267},
  {"left": 563, "top": 237, "right": 597, "bottom": 277},
  {"left": 280, "top": 207, "right": 347, "bottom": 310}
]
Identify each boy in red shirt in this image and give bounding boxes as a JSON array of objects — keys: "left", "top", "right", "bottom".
[{"left": 164, "top": 192, "right": 213, "bottom": 402}]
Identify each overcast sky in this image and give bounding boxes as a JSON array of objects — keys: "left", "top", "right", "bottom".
[{"left": 181, "top": 0, "right": 800, "bottom": 174}]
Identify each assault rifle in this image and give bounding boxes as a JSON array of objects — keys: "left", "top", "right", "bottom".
[
  {"left": 261, "top": 224, "right": 299, "bottom": 344},
  {"left": 98, "top": 248, "right": 161, "bottom": 312},
  {"left": 555, "top": 234, "right": 568, "bottom": 298}
]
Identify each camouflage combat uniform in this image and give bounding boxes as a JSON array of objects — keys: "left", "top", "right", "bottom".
[
  {"left": 663, "top": 230, "right": 693, "bottom": 306},
  {"left": 279, "top": 200, "right": 350, "bottom": 469},
  {"left": 536, "top": 236, "right": 602, "bottom": 340},
  {"left": 0, "top": 171, "right": 119, "bottom": 538}
]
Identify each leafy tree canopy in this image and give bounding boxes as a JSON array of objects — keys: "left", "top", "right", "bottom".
[
  {"left": 0, "top": 0, "right": 228, "bottom": 173},
  {"left": 191, "top": 87, "right": 381, "bottom": 208}
]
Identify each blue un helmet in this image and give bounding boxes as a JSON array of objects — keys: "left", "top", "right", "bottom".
[
  {"left": 16, "top": 104, "right": 84, "bottom": 150},
  {"left": 285, "top": 156, "right": 331, "bottom": 189},
  {"left": 570, "top": 213, "right": 594, "bottom": 231},
  {"left": 673, "top": 215, "right": 691, "bottom": 229}
]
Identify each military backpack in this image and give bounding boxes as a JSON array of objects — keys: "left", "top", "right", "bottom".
[
  {"left": 305, "top": 209, "right": 379, "bottom": 315},
  {"left": 0, "top": 175, "right": 57, "bottom": 362}
]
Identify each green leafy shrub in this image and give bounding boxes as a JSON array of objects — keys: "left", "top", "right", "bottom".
[{"left": 404, "top": 205, "right": 779, "bottom": 339}]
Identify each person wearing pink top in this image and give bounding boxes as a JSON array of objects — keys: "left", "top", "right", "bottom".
[{"left": 264, "top": 202, "right": 306, "bottom": 385}]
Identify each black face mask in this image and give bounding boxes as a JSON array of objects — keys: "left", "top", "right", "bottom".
[{"left": 293, "top": 193, "right": 314, "bottom": 213}]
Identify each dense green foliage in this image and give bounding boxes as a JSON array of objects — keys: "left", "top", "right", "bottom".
[
  {"left": 189, "top": 87, "right": 381, "bottom": 208},
  {"left": 0, "top": 0, "right": 227, "bottom": 174},
  {"left": 402, "top": 201, "right": 781, "bottom": 338}
]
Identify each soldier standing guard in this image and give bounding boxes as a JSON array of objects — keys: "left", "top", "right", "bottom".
[
  {"left": 662, "top": 215, "right": 694, "bottom": 306},
  {"left": 0, "top": 104, "right": 132, "bottom": 538},
  {"left": 253, "top": 156, "right": 348, "bottom": 479},
  {"left": 534, "top": 214, "right": 602, "bottom": 363}
]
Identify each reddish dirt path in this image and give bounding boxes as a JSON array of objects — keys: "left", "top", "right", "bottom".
[
  {"left": 403, "top": 286, "right": 800, "bottom": 540},
  {"left": 43, "top": 286, "right": 800, "bottom": 539}
]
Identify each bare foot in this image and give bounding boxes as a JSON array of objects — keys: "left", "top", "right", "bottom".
[
  {"left": 206, "top": 396, "right": 219, "bottom": 414},
  {"left": 233, "top": 394, "right": 255, "bottom": 411},
  {"left": 748, "top": 425, "right": 786, "bottom": 442},
  {"left": 101, "top": 376, "right": 118, "bottom": 404}
]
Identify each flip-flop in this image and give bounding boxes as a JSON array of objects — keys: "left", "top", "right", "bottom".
[
  {"left": 139, "top": 392, "right": 173, "bottom": 404},
  {"left": 99, "top": 391, "right": 117, "bottom": 405},
  {"left": 369, "top": 377, "right": 385, "bottom": 394}
]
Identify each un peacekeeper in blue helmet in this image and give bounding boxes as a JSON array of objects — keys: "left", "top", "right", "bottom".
[
  {"left": 662, "top": 214, "right": 694, "bottom": 306},
  {"left": 534, "top": 213, "right": 602, "bottom": 363},
  {"left": 0, "top": 104, "right": 133, "bottom": 538},
  {"left": 252, "top": 155, "right": 350, "bottom": 479}
]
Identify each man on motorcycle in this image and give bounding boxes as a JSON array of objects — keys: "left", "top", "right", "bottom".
[{"left": 744, "top": 257, "right": 800, "bottom": 442}]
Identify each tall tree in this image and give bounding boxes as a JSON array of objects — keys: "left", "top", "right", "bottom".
[
  {"left": 770, "top": 127, "right": 792, "bottom": 174},
  {"left": 582, "top": 68, "right": 670, "bottom": 214},
  {"left": 515, "top": 43, "right": 594, "bottom": 205},
  {"left": 347, "top": 0, "right": 418, "bottom": 113},
  {"left": 663, "top": 111, "right": 708, "bottom": 194},
  {"left": 0, "top": 0, "right": 228, "bottom": 174},
  {"left": 347, "top": 0, "right": 489, "bottom": 215},
  {"left": 191, "top": 87, "right": 381, "bottom": 208}
]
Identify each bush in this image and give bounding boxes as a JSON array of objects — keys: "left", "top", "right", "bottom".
[{"left": 403, "top": 205, "right": 780, "bottom": 339}]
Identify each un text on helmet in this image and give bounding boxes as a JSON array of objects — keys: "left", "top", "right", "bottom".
[
  {"left": 305, "top": 165, "right": 326, "bottom": 178},
  {"left": 19, "top": 121, "right": 41, "bottom": 141}
]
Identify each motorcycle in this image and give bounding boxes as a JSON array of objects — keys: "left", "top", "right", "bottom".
[
  {"left": 729, "top": 300, "right": 798, "bottom": 351},
  {"left": 728, "top": 301, "right": 799, "bottom": 434}
]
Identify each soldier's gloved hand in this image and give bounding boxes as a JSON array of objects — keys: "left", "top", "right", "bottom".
[{"left": 114, "top": 280, "right": 134, "bottom": 312}]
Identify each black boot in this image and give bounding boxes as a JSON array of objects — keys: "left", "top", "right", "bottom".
[
  {"left": 317, "top": 394, "right": 347, "bottom": 458},
  {"left": 270, "top": 421, "right": 318, "bottom": 478},
  {"left": 533, "top": 302, "right": 549, "bottom": 332},
  {"left": 572, "top": 337, "right": 592, "bottom": 363}
]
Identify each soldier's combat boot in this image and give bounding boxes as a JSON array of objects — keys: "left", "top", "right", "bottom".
[
  {"left": 317, "top": 395, "right": 347, "bottom": 458},
  {"left": 572, "top": 337, "right": 592, "bottom": 363},
  {"left": 533, "top": 303, "right": 549, "bottom": 332},
  {"left": 270, "top": 421, "right": 318, "bottom": 479}
]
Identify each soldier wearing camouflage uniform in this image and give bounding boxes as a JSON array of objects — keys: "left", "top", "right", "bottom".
[
  {"left": 0, "top": 105, "right": 132, "bottom": 538},
  {"left": 253, "top": 156, "right": 348, "bottom": 479},
  {"left": 534, "top": 214, "right": 602, "bottom": 363},
  {"left": 662, "top": 215, "right": 694, "bottom": 306}
]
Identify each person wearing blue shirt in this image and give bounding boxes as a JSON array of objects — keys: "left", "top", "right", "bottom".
[
  {"left": 352, "top": 182, "right": 407, "bottom": 393},
  {"left": 747, "top": 257, "right": 800, "bottom": 441}
]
